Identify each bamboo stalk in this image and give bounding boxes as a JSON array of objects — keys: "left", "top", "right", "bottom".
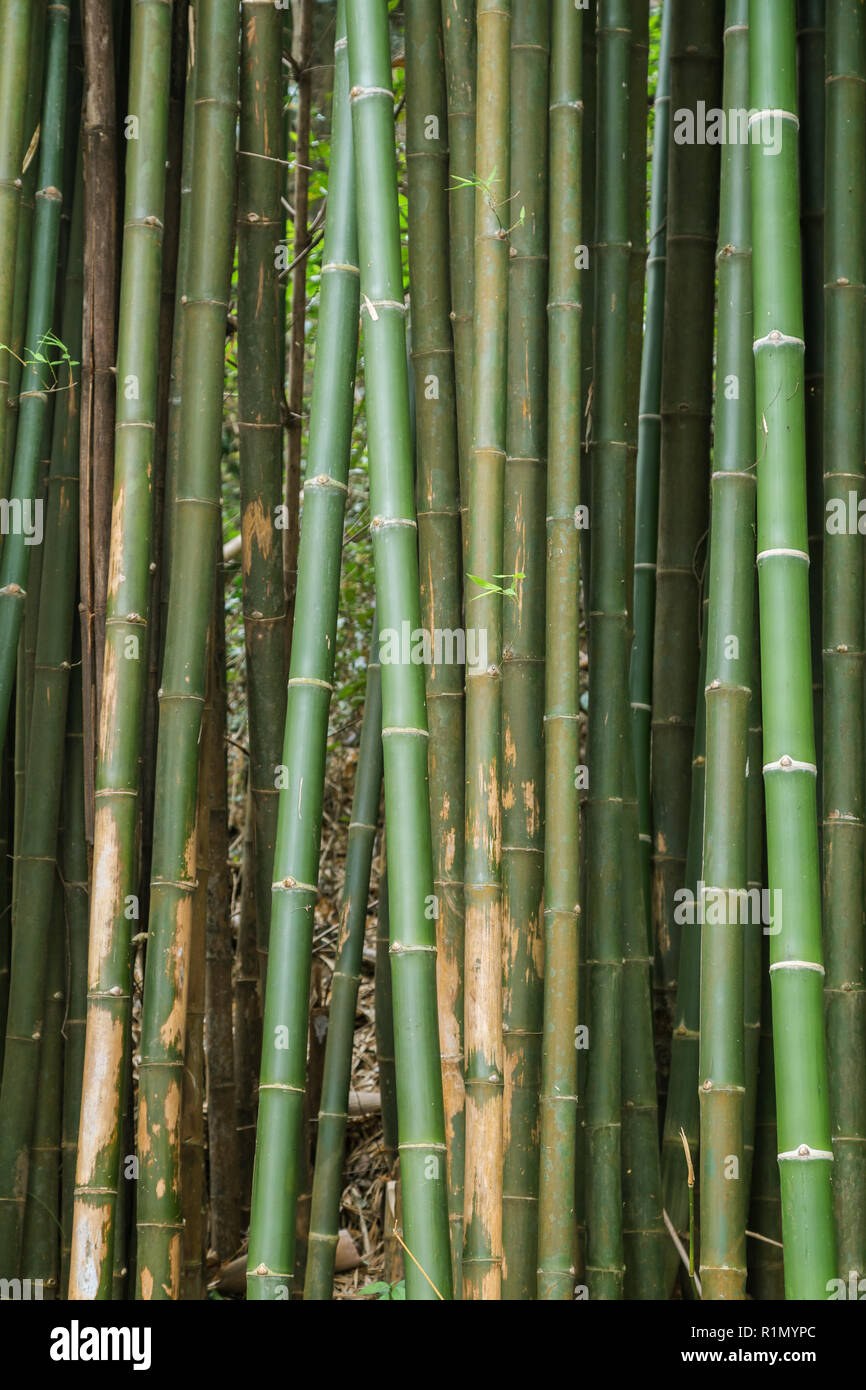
[
  {"left": 305, "top": 626, "right": 383, "bottom": 1300},
  {"left": 749, "top": 0, "right": 837, "bottom": 1298},
  {"left": 69, "top": 0, "right": 175, "bottom": 1300},
  {"left": 650, "top": 0, "right": 722, "bottom": 1061},
  {"left": 346, "top": 0, "right": 453, "bottom": 1301},
  {"left": 405, "top": 0, "right": 466, "bottom": 1290},
  {"left": 79, "top": 0, "right": 120, "bottom": 844},
  {"left": 440, "top": 0, "right": 475, "bottom": 520},
  {"left": 135, "top": 0, "right": 239, "bottom": 1300},
  {"left": 246, "top": 0, "right": 359, "bottom": 1298},
  {"left": 698, "top": 0, "right": 755, "bottom": 1302},
  {"left": 537, "top": 0, "right": 581, "bottom": 1304},
  {"left": 822, "top": 0, "right": 866, "bottom": 1282},
  {"left": 460, "top": 0, "right": 510, "bottom": 1303},
  {"left": 499, "top": 0, "right": 548, "bottom": 1301},
  {"left": 238, "top": 0, "right": 287, "bottom": 981},
  {"left": 630, "top": 0, "right": 671, "bottom": 919},
  {"left": 0, "top": 0, "right": 33, "bottom": 501},
  {"left": 0, "top": 0, "right": 69, "bottom": 773}
]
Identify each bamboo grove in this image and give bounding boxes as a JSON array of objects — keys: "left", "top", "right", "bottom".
[{"left": 0, "top": 0, "right": 864, "bottom": 1306}]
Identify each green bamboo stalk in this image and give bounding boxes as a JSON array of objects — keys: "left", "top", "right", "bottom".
[
  {"left": 747, "top": 946, "right": 785, "bottom": 1298},
  {"left": 60, "top": 649, "right": 89, "bottom": 1298},
  {"left": 584, "top": 0, "right": 632, "bottom": 1303},
  {"left": 460, "top": 0, "right": 510, "bottom": 1304},
  {"left": 246, "top": 0, "right": 359, "bottom": 1299},
  {"left": 650, "top": 0, "right": 722, "bottom": 1056},
  {"left": 619, "top": 0, "right": 666, "bottom": 1305},
  {"left": 822, "top": 0, "right": 866, "bottom": 1283},
  {"left": 204, "top": 585, "right": 240, "bottom": 1265},
  {"left": 0, "top": 5, "right": 74, "bottom": 1264},
  {"left": 749, "top": 0, "right": 837, "bottom": 1298},
  {"left": 798, "top": 0, "right": 825, "bottom": 820},
  {"left": 375, "top": 861, "right": 399, "bottom": 1172},
  {"left": 234, "top": 786, "right": 262, "bottom": 1230},
  {"left": 742, "top": 612, "right": 763, "bottom": 1204},
  {"left": 0, "top": 0, "right": 68, "bottom": 769},
  {"left": 698, "top": 0, "right": 755, "bottom": 1302},
  {"left": 181, "top": 681, "right": 209, "bottom": 1301},
  {"left": 537, "top": 0, "right": 581, "bottom": 1305},
  {"left": 0, "top": 0, "right": 33, "bottom": 498},
  {"left": 4, "top": 2, "right": 47, "bottom": 487},
  {"left": 440, "top": 0, "right": 475, "bottom": 515},
  {"left": 19, "top": 883, "right": 65, "bottom": 1299},
  {"left": 660, "top": 624, "right": 708, "bottom": 1292},
  {"left": 499, "top": 0, "right": 548, "bottom": 1301},
  {"left": 135, "top": 0, "right": 239, "bottom": 1300},
  {"left": 630, "top": 0, "right": 671, "bottom": 919},
  {"left": 346, "top": 0, "right": 452, "bottom": 1301},
  {"left": 69, "top": 0, "right": 175, "bottom": 1301},
  {"left": 238, "top": 0, "right": 286, "bottom": 981},
  {"left": 305, "top": 627, "right": 382, "bottom": 1299},
  {"left": 405, "top": 0, "right": 466, "bottom": 1290}
]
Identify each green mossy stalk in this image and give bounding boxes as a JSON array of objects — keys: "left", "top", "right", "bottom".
[{"left": 0, "top": 0, "right": 33, "bottom": 499}]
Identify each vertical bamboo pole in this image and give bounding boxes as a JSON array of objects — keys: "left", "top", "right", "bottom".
[
  {"left": 136, "top": 0, "right": 239, "bottom": 1300},
  {"left": 537, "top": 0, "right": 581, "bottom": 1303},
  {"left": 346, "top": 0, "right": 453, "bottom": 1301},
  {"left": 70, "top": 0, "right": 175, "bottom": 1300},
  {"left": 698, "top": 0, "right": 755, "bottom": 1301},
  {"left": 822, "top": 0, "right": 866, "bottom": 1282},
  {"left": 749, "top": 0, "right": 837, "bottom": 1298},
  {"left": 246, "top": 0, "right": 359, "bottom": 1298},
  {"left": 461, "top": 0, "right": 511, "bottom": 1303}
]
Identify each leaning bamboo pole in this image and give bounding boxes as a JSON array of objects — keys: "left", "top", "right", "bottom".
[
  {"left": 0, "top": 0, "right": 70, "bottom": 1274},
  {"left": 537, "top": 0, "right": 581, "bottom": 1304},
  {"left": 246, "top": 0, "right": 359, "bottom": 1298},
  {"left": 0, "top": 0, "right": 33, "bottom": 501},
  {"left": 346, "top": 0, "right": 453, "bottom": 1301},
  {"left": 749, "top": 0, "right": 837, "bottom": 1298},
  {"left": 822, "top": 0, "right": 866, "bottom": 1282},
  {"left": 69, "top": 0, "right": 175, "bottom": 1300},
  {"left": 500, "top": 0, "right": 548, "bottom": 1301},
  {"left": 135, "top": 0, "right": 239, "bottom": 1300},
  {"left": 305, "top": 625, "right": 382, "bottom": 1299},
  {"left": 238, "top": 0, "right": 287, "bottom": 980},
  {"left": 698, "top": 0, "right": 755, "bottom": 1302},
  {"left": 0, "top": 0, "right": 69, "bottom": 772},
  {"left": 406, "top": 0, "right": 466, "bottom": 1287}
]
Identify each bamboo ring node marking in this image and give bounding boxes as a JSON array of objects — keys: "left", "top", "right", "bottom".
[
  {"left": 777, "top": 1145, "right": 834, "bottom": 1162},
  {"left": 756, "top": 546, "right": 809, "bottom": 566},
  {"left": 762, "top": 755, "right": 817, "bottom": 775},
  {"left": 769, "top": 960, "right": 825, "bottom": 975}
]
